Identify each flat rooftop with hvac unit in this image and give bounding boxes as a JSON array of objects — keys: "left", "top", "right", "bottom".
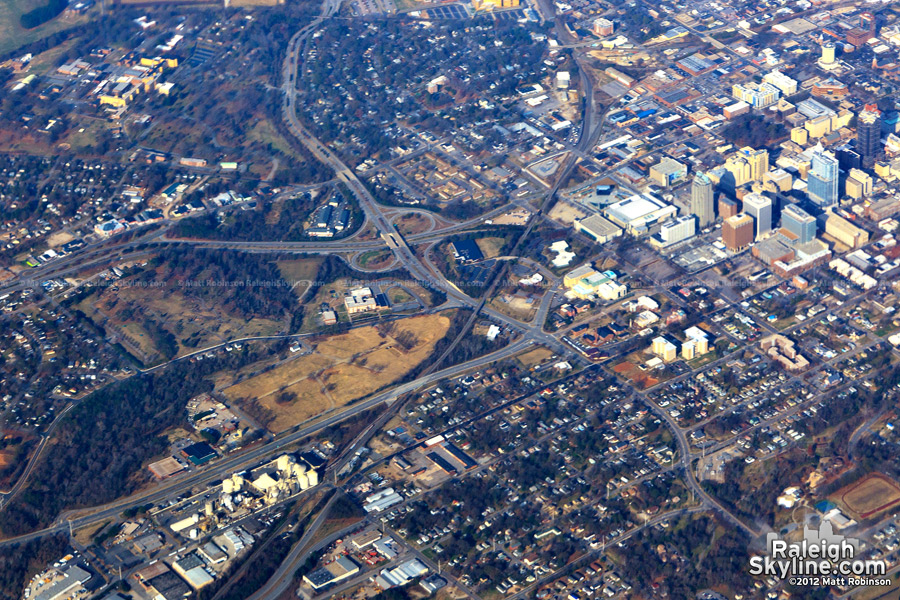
[{"left": 603, "top": 193, "right": 677, "bottom": 235}]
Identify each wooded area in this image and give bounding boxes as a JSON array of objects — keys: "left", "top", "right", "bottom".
[{"left": 0, "top": 346, "right": 268, "bottom": 535}]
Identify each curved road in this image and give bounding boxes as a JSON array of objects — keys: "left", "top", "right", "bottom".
[{"left": 0, "top": 335, "right": 534, "bottom": 548}]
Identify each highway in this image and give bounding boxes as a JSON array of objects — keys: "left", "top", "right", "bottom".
[
  {"left": 243, "top": 494, "right": 361, "bottom": 600},
  {"left": 6, "top": 5, "right": 879, "bottom": 600},
  {"left": 0, "top": 0, "right": 578, "bottom": 549},
  {"left": 278, "top": 1, "right": 584, "bottom": 362},
  {"left": 0, "top": 335, "right": 535, "bottom": 548},
  {"left": 0, "top": 0, "right": 591, "bottom": 562}
]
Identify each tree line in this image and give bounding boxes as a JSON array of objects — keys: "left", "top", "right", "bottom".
[{"left": 0, "top": 345, "right": 269, "bottom": 535}]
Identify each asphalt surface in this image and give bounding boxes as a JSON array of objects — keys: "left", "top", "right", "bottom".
[{"left": 0, "top": 336, "right": 533, "bottom": 549}]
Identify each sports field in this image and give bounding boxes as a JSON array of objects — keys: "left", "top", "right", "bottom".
[{"left": 837, "top": 473, "right": 900, "bottom": 520}]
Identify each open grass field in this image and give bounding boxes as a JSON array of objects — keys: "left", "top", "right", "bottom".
[
  {"left": 516, "top": 346, "right": 554, "bottom": 368},
  {"left": 394, "top": 213, "right": 432, "bottom": 236},
  {"left": 836, "top": 473, "right": 900, "bottom": 520},
  {"left": 225, "top": 314, "right": 451, "bottom": 432},
  {"left": 0, "top": 430, "right": 37, "bottom": 488},
  {"left": 277, "top": 257, "right": 322, "bottom": 298},
  {"left": 357, "top": 249, "right": 395, "bottom": 270},
  {"left": 77, "top": 282, "right": 284, "bottom": 362},
  {"left": 476, "top": 236, "right": 507, "bottom": 259},
  {"left": 23, "top": 36, "right": 76, "bottom": 71},
  {"left": 63, "top": 118, "right": 107, "bottom": 153},
  {"left": 248, "top": 119, "right": 300, "bottom": 160},
  {"left": 140, "top": 120, "right": 213, "bottom": 158},
  {"left": 388, "top": 287, "right": 415, "bottom": 304},
  {"left": 0, "top": 0, "right": 86, "bottom": 56},
  {"left": 119, "top": 321, "right": 160, "bottom": 358}
]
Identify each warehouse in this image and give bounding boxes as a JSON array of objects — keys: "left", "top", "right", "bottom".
[
  {"left": 148, "top": 456, "right": 185, "bottom": 479},
  {"left": 573, "top": 214, "right": 622, "bottom": 243},
  {"left": 303, "top": 556, "right": 360, "bottom": 590},
  {"left": 375, "top": 559, "right": 430, "bottom": 589},
  {"left": 363, "top": 487, "right": 403, "bottom": 513},
  {"left": 181, "top": 442, "right": 216, "bottom": 465},
  {"left": 32, "top": 566, "right": 91, "bottom": 600}
]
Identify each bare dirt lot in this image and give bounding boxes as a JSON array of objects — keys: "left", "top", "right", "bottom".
[
  {"left": 612, "top": 358, "right": 660, "bottom": 390},
  {"left": 225, "top": 314, "right": 451, "bottom": 432},
  {"left": 46, "top": 231, "right": 75, "bottom": 248},
  {"left": 516, "top": 347, "right": 554, "bottom": 368},
  {"left": 492, "top": 208, "right": 531, "bottom": 226},
  {"left": 547, "top": 200, "right": 589, "bottom": 226}
]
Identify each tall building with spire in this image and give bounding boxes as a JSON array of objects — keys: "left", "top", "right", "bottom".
[
  {"left": 857, "top": 104, "right": 882, "bottom": 169},
  {"left": 691, "top": 172, "right": 715, "bottom": 227}
]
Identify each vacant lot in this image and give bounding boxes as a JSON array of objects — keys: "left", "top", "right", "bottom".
[
  {"left": 225, "top": 314, "right": 451, "bottom": 432},
  {"left": 490, "top": 293, "right": 537, "bottom": 322},
  {"left": 77, "top": 281, "right": 283, "bottom": 363},
  {"left": 838, "top": 473, "right": 900, "bottom": 519},
  {"left": 547, "top": 200, "right": 589, "bottom": 226},
  {"left": 277, "top": 258, "right": 322, "bottom": 299},
  {"left": 516, "top": 347, "right": 554, "bottom": 368},
  {"left": 612, "top": 359, "right": 660, "bottom": 390},
  {"left": 476, "top": 237, "right": 507, "bottom": 259}
]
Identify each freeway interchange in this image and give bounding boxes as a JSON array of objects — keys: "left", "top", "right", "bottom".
[{"left": 4, "top": 0, "right": 900, "bottom": 598}]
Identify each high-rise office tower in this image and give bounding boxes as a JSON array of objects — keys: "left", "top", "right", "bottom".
[
  {"left": 857, "top": 104, "right": 882, "bottom": 169},
  {"left": 740, "top": 147, "right": 769, "bottom": 182},
  {"left": 860, "top": 11, "right": 875, "bottom": 33},
  {"left": 819, "top": 42, "right": 838, "bottom": 70},
  {"left": 723, "top": 213, "right": 755, "bottom": 251},
  {"left": 742, "top": 193, "right": 773, "bottom": 239},
  {"left": 691, "top": 172, "right": 715, "bottom": 227},
  {"left": 808, "top": 146, "right": 840, "bottom": 207},
  {"left": 781, "top": 204, "right": 817, "bottom": 245}
]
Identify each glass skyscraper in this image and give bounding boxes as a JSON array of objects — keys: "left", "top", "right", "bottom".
[
  {"left": 808, "top": 148, "right": 840, "bottom": 207},
  {"left": 781, "top": 204, "right": 817, "bottom": 245},
  {"left": 857, "top": 105, "right": 882, "bottom": 169}
]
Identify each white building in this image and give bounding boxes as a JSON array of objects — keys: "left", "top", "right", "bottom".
[
  {"left": 604, "top": 194, "right": 678, "bottom": 235},
  {"left": 345, "top": 287, "right": 377, "bottom": 314},
  {"left": 732, "top": 81, "right": 780, "bottom": 108},
  {"left": 762, "top": 70, "right": 799, "bottom": 96},
  {"left": 652, "top": 215, "right": 696, "bottom": 247}
]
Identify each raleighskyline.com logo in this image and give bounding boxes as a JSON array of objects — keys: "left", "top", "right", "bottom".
[{"left": 749, "top": 522, "right": 889, "bottom": 588}]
